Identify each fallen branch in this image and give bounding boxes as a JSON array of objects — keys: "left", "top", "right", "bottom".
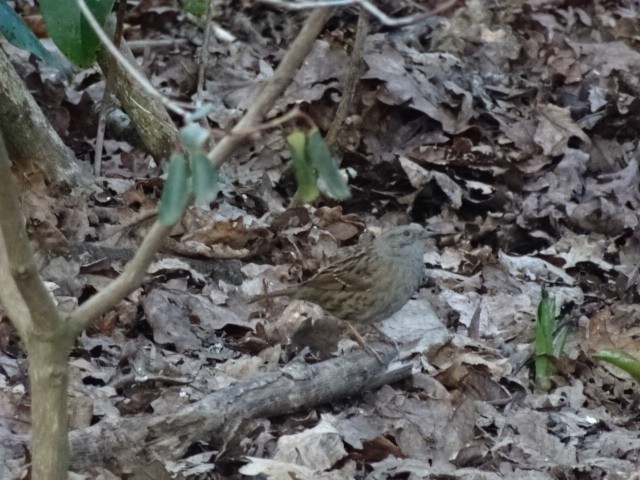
[{"left": 64, "top": 344, "right": 409, "bottom": 469}]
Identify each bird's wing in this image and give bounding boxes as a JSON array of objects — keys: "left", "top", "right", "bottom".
[{"left": 303, "top": 252, "right": 376, "bottom": 292}]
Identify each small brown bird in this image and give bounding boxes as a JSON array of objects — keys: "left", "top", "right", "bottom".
[{"left": 253, "top": 224, "right": 437, "bottom": 359}]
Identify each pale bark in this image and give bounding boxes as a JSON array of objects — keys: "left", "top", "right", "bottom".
[
  {"left": 96, "top": 17, "right": 180, "bottom": 163},
  {"left": 0, "top": 133, "right": 71, "bottom": 479},
  {"left": 0, "top": 48, "right": 86, "bottom": 186}
]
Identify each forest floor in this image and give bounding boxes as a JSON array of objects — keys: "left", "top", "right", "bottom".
[{"left": 1, "top": 0, "right": 639, "bottom": 479}]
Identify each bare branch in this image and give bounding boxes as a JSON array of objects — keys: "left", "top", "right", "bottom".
[
  {"left": 70, "top": 7, "right": 335, "bottom": 334},
  {"left": 0, "top": 133, "right": 60, "bottom": 333},
  {"left": 195, "top": 0, "right": 218, "bottom": 112},
  {"left": 94, "top": 0, "right": 127, "bottom": 175},
  {"left": 325, "top": 7, "right": 369, "bottom": 148},
  {"left": 0, "top": 230, "right": 32, "bottom": 339},
  {"left": 0, "top": 48, "right": 85, "bottom": 186},
  {"left": 76, "top": 0, "right": 188, "bottom": 118},
  {"left": 67, "top": 221, "right": 172, "bottom": 335},
  {"left": 97, "top": 17, "right": 180, "bottom": 161},
  {"left": 208, "top": 7, "right": 335, "bottom": 168}
]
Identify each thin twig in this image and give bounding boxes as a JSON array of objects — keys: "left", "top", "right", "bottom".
[
  {"left": 195, "top": 0, "right": 217, "bottom": 145},
  {"left": 127, "top": 38, "right": 189, "bottom": 51},
  {"left": 218, "top": 107, "right": 303, "bottom": 137},
  {"left": 196, "top": 0, "right": 217, "bottom": 113},
  {"left": 68, "top": 8, "right": 335, "bottom": 334},
  {"left": 0, "top": 135, "right": 59, "bottom": 334},
  {"left": 75, "top": 0, "right": 188, "bottom": 118},
  {"left": 325, "top": 7, "right": 369, "bottom": 149},
  {"left": 94, "top": 0, "right": 127, "bottom": 176},
  {"left": 208, "top": 7, "right": 335, "bottom": 168},
  {"left": 0, "top": 138, "right": 33, "bottom": 338},
  {"left": 68, "top": 221, "right": 173, "bottom": 335}
]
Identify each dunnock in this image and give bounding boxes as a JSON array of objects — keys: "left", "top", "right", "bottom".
[{"left": 253, "top": 224, "right": 437, "bottom": 358}]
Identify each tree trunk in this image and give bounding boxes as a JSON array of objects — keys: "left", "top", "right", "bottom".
[{"left": 26, "top": 331, "right": 74, "bottom": 480}]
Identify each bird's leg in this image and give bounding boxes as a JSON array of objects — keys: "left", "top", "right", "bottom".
[
  {"left": 370, "top": 325, "right": 399, "bottom": 352},
  {"left": 345, "top": 322, "right": 384, "bottom": 363}
]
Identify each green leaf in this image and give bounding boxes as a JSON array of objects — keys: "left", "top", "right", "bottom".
[
  {"left": 180, "top": 123, "right": 209, "bottom": 151},
  {"left": 534, "top": 288, "right": 557, "bottom": 390},
  {"left": 183, "top": 0, "right": 209, "bottom": 17},
  {"left": 287, "top": 130, "right": 319, "bottom": 203},
  {"left": 593, "top": 349, "right": 640, "bottom": 382},
  {"left": 287, "top": 130, "right": 307, "bottom": 162},
  {"left": 552, "top": 323, "right": 569, "bottom": 359},
  {"left": 40, "top": 0, "right": 115, "bottom": 67},
  {"left": 191, "top": 152, "right": 219, "bottom": 207},
  {"left": 306, "top": 128, "right": 350, "bottom": 200},
  {"left": 536, "top": 289, "right": 556, "bottom": 356},
  {"left": 158, "top": 153, "right": 189, "bottom": 225},
  {"left": 0, "top": 1, "right": 71, "bottom": 73}
]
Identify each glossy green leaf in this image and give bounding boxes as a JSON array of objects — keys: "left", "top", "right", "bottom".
[
  {"left": 40, "top": 0, "right": 115, "bottom": 67},
  {"left": 191, "top": 152, "right": 219, "bottom": 207},
  {"left": 593, "top": 349, "right": 640, "bottom": 382},
  {"left": 306, "top": 128, "right": 350, "bottom": 200},
  {"left": 287, "top": 130, "right": 319, "bottom": 203},
  {"left": 0, "top": 1, "right": 70, "bottom": 73},
  {"left": 158, "top": 153, "right": 189, "bottom": 225}
]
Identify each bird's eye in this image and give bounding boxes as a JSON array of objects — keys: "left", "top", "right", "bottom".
[{"left": 403, "top": 230, "right": 411, "bottom": 237}]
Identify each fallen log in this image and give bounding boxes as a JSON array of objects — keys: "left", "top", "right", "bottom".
[{"left": 71, "top": 344, "right": 409, "bottom": 469}]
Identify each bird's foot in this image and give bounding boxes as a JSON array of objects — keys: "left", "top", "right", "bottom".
[{"left": 345, "top": 323, "right": 385, "bottom": 364}]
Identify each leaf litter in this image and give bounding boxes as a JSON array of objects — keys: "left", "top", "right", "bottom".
[{"left": 1, "top": 0, "right": 640, "bottom": 479}]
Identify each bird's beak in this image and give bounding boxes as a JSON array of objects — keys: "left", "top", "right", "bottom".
[{"left": 421, "top": 228, "right": 440, "bottom": 240}]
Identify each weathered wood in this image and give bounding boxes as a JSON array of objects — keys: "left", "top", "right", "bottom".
[
  {"left": 0, "top": 49, "right": 86, "bottom": 186},
  {"left": 62, "top": 345, "right": 410, "bottom": 469},
  {"left": 96, "top": 18, "right": 179, "bottom": 164}
]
